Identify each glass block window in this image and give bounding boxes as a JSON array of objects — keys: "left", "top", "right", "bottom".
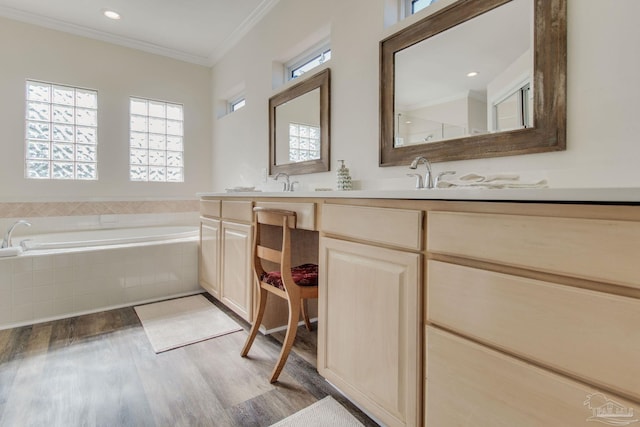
[
  {"left": 25, "top": 80, "right": 98, "bottom": 180},
  {"left": 129, "top": 97, "right": 184, "bottom": 182},
  {"left": 288, "top": 122, "right": 320, "bottom": 162}
]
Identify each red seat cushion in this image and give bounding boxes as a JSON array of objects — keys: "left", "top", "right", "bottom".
[{"left": 260, "top": 263, "right": 318, "bottom": 291}]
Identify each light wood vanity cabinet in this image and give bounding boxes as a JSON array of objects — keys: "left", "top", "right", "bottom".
[
  {"left": 198, "top": 195, "right": 640, "bottom": 426},
  {"left": 199, "top": 199, "right": 254, "bottom": 322},
  {"left": 199, "top": 198, "right": 319, "bottom": 325},
  {"left": 319, "top": 203, "right": 423, "bottom": 427},
  {"left": 220, "top": 220, "right": 253, "bottom": 321},
  {"left": 426, "top": 206, "right": 640, "bottom": 426},
  {"left": 199, "top": 217, "right": 220, "bottom": 298}
]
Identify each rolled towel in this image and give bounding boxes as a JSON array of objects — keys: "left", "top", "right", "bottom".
[
  {"left": 225, "top": 186, "right": 261, "bottom": 193},
  {"left": 437, "top": 173, "right": 548, "bottom": 189},
  {"left": 458, "top": 173, "right": 520, "bottom": 183}
]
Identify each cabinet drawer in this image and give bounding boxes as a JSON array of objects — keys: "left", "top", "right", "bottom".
[
  {"left": 221, "top": 201, "right": 253, "bottom": 223},
  {"left": 200, "top": 199, "right": 221, "bottom": 218},
  {"left": 322, "top": 204, "right": 422, "bottom": 250},
  {"left": 427, "top": 211, "right": 640, "bottom": 289},
  {"left": 255, "top": 201, "right": 316, "bottom": 230},
  {"left": 426, "top": 326, "right": 639, "bottom": 426},
  {"left": 427, "top": 260, "right": 640, "bottom": 401}
]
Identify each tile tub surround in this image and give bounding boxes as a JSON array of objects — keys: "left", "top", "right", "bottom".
[
  {"left": 0, "top": 239, "right": 201, "bottom": 330},
  {"left": 0, "top": 199, "right": 200, "bottom": 244},
  {"left": 0, "top": 199, "right": 199, "bottom": 218}
]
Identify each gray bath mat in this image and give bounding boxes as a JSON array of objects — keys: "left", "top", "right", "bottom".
[
  {"left": 134, "top": 294, "right": 243, "bottom": 353},
  {"left": 270, "top": 396, "right": 364, "bottom": 427}
]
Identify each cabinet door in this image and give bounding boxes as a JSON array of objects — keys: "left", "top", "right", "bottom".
[
  {"left": 220, "top": 221, "right": 253, "bottom": 322},
  {"left": 199, "top": 218, "right": 220, "bottom": 298},
  {"left": 318, "top": 237, "right": 421, "bottom": 427}
]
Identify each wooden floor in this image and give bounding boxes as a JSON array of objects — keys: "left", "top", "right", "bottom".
[{"left": 0, "top": 294, "right": 378, "bottom": 427}]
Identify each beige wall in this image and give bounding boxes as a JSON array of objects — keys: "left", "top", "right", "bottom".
[
  {"left": 0, "top": 17, "right": 212, "bottom": 202},
  {"left": 211, "top": 0, "right": 640, "bottom": 191},
  {"left": 1, "top": 0, "right": 638, "bottom": 198}
]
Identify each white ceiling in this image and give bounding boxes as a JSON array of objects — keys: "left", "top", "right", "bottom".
[
  {"left": 0, "top": 0, "right": 280, "bottom": 66},
  {"left": 395, "top": 0, "right": 532, "bottom": 110}
]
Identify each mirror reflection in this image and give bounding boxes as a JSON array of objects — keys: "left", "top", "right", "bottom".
[
  {"left": 269, "top": 69, "right": 330, "bottom": 176},
  {"left": 394, "top": 0, "right": 533, "bottom": 147},
  {"left": 379, "top": 0, "right": 566, "bottom": 166},
  {"left": 274, "top": 88, "right": 321, "bottom": 164}
]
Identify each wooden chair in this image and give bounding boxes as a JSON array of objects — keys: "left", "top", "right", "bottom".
[{"left": 240, "top": 207, "right": 318, "bottom": 383}]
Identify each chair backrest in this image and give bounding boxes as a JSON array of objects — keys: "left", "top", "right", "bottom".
[{"left": 252, "top": 207, "right": 297, "bottom": 291}]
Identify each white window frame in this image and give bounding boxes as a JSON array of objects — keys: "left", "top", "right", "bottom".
[
  {"left": 285, "top": 40, "right": 331, "bottom": 81},
  {"left": 402, "top": 0, "right": 439, "bottom": 18},
  {"left": 492, "top": 81, "right": 532, "bottom": 132},
  {"left": 229, "top": 96, "right": 246, "bottom": 113},
  {"left": 129, "top": 97, "right": 184, "bottom": 182},
  {"left": 24, "top": 80, "right": 99, "bottom": 180}
]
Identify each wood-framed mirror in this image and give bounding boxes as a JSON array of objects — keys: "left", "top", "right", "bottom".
[
  {"left": 269, "top": 68, "right": 330, "bottom": 175},
  {"left": 379, "top": 0, "right": 566, "bottom": 166}
]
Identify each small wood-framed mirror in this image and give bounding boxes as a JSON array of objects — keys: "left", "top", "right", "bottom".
[
  {"left": 379, "top": 0, "right": 566, "bottom": 166},
  {"left": 269, "top": 68, "right": 330, "bottom": 175}
]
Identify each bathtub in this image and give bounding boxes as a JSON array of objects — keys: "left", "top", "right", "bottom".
[
  {"left": 0, "top": 225, "right": 202, "bottom": 330},
  {"left": 19, "top": 226, "right": 198, "bottom": 251}
]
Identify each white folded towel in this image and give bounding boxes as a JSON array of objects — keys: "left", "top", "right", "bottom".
[
  {"left": 225, "top": 186, "right": 261, "bottom": 193},
  {"left": 437, "top": 173, "right": 548, "bottom": 189}
]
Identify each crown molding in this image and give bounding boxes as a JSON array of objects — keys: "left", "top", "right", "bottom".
[
  {"left": 0, "top": 1, "right": 281, "bottom": 67},
  {"left": 207, "top": 0, "right": 281, "bottom": 66}
]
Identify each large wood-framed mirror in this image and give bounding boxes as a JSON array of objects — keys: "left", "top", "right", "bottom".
[
  {"left": 269, "top": 68, "right": 330, "bottom": 175},
  {"left": 380, "top": 0, "right": 566, "bottom": 166}
]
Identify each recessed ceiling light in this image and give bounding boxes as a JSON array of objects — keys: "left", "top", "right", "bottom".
[
  {"left": 103, "top": 10, "right": 121, "bottom": 20},
  {"left": 467, "top": 71, "right": 479, "bottom": 77}
]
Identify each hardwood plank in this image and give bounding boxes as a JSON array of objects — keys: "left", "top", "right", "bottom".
[{"left": 0, "top": 296, "right": 377, "bottom": 427}]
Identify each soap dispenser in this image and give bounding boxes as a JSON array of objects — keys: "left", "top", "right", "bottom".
[{"left": 336, "top": 160, "right": 352, "bottom": 191}]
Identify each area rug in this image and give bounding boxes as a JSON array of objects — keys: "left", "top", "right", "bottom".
[
  {"left": 270, "top": 396, "right": 364, "bottom": 427},
  {"left": 134, "top": 294, "right": 243, "bottom": 353}
]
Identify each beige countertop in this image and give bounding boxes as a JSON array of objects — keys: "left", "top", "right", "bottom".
[{"left": 197, "top": 188, "right": 640, "bottom": 203}]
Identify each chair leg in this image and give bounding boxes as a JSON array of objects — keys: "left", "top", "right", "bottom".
[
  {"left": 241, "top": 287, "right": 268, "bottom": 357},
  {"left": 269, "top": 297, "right": 301, "bottom": 383},
  {"left": 300, "top": 299, "right": 312, "bottom": 331}
]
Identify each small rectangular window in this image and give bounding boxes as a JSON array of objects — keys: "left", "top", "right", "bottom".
[
  {"left": 404, "top": 0, "right": 438, "bottom": 17},
  {"left": 230, "top": 98, "right": 246, "bottom": 112},
  {"left": 286, "top": 44, "right": 331, "bottom": 81},
  {"left": 25, "top": 80, "right": 98, "bottom": 180},
  {"left": 129, "top": 97, "right": 184, "bottom": 182}
]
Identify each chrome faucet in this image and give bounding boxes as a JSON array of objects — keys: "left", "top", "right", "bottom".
[
  {"left": 409, "top": 156, "right": 434, "bottom": 189},
  {"left": 273, "top": 172, "right": 297, "bottom": 192},
  {"left": 2, "top": 220, "right": 31, "bottom": 248},
  {"left": 274, "top": 172, "right": 290, "bottom": 191}
]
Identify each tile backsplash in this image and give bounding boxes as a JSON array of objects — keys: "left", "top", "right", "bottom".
[{"left": 0, "top": 200, "right": 199, "bottom": 218}]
